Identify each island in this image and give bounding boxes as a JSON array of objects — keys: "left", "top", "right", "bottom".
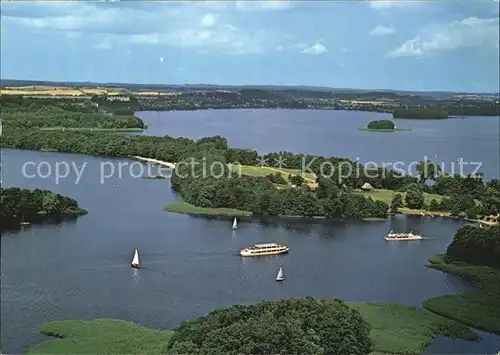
[
  {"left": 359, "top": 119, "right": 411, "bottom": 132},
  {"left": 393, "top": 108, "right": 449, "bottom": 120},
  {"left": 0, "top": 187, "right": 88, "bottom": 229}
]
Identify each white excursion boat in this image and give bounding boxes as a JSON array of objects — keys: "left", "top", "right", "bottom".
[
  {"left": 276, "top": 266, "right": 284, "bottom": 282},
  {"left": 131, "top": 249, "right": 141, "bottom": 269},
  {"left": 385, "top": 230, "right": 422, "bottom": 241},
  {"left": 20, "top": 214, "right": 30, "bottom": 226},
  {"left": 232, "top": 217, "right": 238, "bottom": 230},
  {"left": 240, "top": 243, "right": 289, "bottom": 257}
]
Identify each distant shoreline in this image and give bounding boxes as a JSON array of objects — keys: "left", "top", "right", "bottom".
[{"left": 358, "top": 128, "right": 412, "bottom": 132}]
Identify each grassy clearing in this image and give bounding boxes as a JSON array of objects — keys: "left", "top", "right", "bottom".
[
  {"left": 228, "top": 164, "right": 316, "bottom": 182},
  {"left": 39, "top": 127, "right": 145, "bottom": 132},
  {"left": 164, "top": 202, "right": 252, "bottom": 217},
  {"left": 424, "top": 254, "right": 500, "bottom": 334},
  {"left": 350, "top": 302, "right": 478, "bottom": 355},
  {"left": 358, "top": 128, "right": 412, "bottom": 132},
  {"left": 355, "top": 189, "right": 445, "bottom": 206},
  {"left": 28, "top": 319, "right": 173, "bottom": 354}
]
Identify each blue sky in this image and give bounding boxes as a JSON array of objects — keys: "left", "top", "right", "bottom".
[{"left": 1, "top": 0, "right": 499, "bottom": 92}]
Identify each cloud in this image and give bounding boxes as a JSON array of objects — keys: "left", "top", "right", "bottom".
[
  {"left": 368, "top": 0, "right": 416, "bottom": 10},
  {"left": 388, "top": 16, "right": 499, "bottom": 57},
  {"left": 200, "top": 13, "right": 216, "bottom": 27},
  {"left": 235, "top": 1, "right": 293, "bottom": 11},
  {"left": 1, "top": 1, "right": 300, "bottom": 55},
  {"left": 301, "top": 43, "right": 328, "bottom": 56},
  {"left": 369, "top": 25, "right": 395, "bottom": 36},
  {"left": 66, "top": 31, "right": 81, "bottom": 39}
]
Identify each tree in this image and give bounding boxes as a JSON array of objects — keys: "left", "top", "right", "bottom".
[
  {"left": 390, "top": 193, "right": 403, "bottom": 212},
  {"left": 367, "top": 120, "right": 395, "bottom": 130},
  {"left": 416, "top": 160, "right": 441, "bottom": 183},
  {"left": 167, "top": 297, "right": 373, "bottom": 355},
  {"left": 405, "top": 184, "right": 424, "bottom": 209},
  {"left": 447, "top": 225, "right": 500, "bottom": 268},
  {"left": 290, "top": 175, "right": 305, "bottom": 186},
  {"left": 429, "top": 199, "right": 440, "bottom": 211}
]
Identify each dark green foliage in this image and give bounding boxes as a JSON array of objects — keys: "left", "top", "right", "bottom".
[
  {"left": 405, "top": 183, "right": 424, "bottom": 209},
  {"left": 393, "top": 108, "right": 448, "bottom": 119},
  {"left": 266, "top": 173, "right": 287, "bottom": 185},
  {"left": 0, "top": 187, "right": 87, "bottom": 229},
  {"left": 429, "top": 198, "right": 440, "bottom": 211},
  {"left": 171, "top": 152, "right": 389, "bottom": 219},
  {"left": 290, "top": 174, "right": 305, "bottom": 186},
  {"left": 367, "top": 120, "right": 395, "bottom": 130},
  {"left": 2, "top": 96, "right": 144, "bottom": 129},
  {"left": 168, "top": 297, "right": 373, "bottom": 355},
  {"left": 446, "top": 225, "right": 500, "bottom": 269},
  {"left": 390, "top": 193, "right": 403, "bottom": 211}
]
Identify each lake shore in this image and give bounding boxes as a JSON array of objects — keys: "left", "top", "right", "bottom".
[
  {"left": 27, "top": 302, "right": 477, "bottom": 355},
  {"left": 129, "top": 156, "right": 176, "bottom": 169},
  {"left": 358, "top": 128, "right": 412, "bottom": 132},
  {"left": 424, "top": 254, "right": 500, "bottom": 335}
]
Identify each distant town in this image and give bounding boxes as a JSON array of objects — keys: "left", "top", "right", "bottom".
[{"left": 1, "top": 79, "right": 499, "bottom": 116}]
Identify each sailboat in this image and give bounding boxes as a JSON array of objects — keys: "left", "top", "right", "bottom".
[
  {"left": 276, "top": 266, "right": 284, "bottom": 282},
  {"left": 232, "top": 217, "right": 238, "bottom": 230},
  {"left": 131, "top": 249, "right": 141, "bottom": 269}
]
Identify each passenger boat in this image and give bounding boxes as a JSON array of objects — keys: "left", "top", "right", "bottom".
[
  {"left": 385, "top": 230, "right": 422, "bottom": 241},
  {"left": 240, "top": 243, "right": 289, "bottom": 257}
]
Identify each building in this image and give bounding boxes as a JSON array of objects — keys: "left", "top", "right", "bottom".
[{"left": 307, "top": 182, "right": 319, "bottom": 191}]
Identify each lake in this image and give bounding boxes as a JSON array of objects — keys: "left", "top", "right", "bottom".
[
  {"left": 138, "top": 109, "right": 500, "bottom": 180},
  {"left": 1, "top": 109, "right": 499, "bottom": 353}
]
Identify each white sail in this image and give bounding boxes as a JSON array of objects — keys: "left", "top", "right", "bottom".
[
  {"left": 131, "top": 249, "right": 140, "bottom": 266},
  {"left": 276, "top": 267, "right": 284, "bottom": 281},
  {"left": 232, "top": 217, "right": 238, "bottom": 229}
]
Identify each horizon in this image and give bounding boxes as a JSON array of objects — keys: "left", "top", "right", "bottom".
[
  {"left": 2, "top": 77, "right": 500, "bottom": 95},
  {"left": 1, "top": 1, "right": 499, "bottom": 93}
]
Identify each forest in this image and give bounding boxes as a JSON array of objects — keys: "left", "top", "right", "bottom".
[
  {"left": 168, "top": 297, "right": 372, "bottom": 355},
  {"left": 446, "top": 225, "right": 500, "bottom": 269},
  {"left": 0, "top": 187, "right": 87, "bottom": 229},
  {"left": 1, "top": 96, "right": 144, "bottom": 129}
]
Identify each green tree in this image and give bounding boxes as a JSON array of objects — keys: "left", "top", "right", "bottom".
[
  {"left": 416, "top": 160, "right": 441, "bottom": 183},
  {"left": 167, "top": 297, "right": 373, "bottom": 355},
  {"left": 405, "top": 184, "right": 424, "bottom": 209},
  {"left": 290, "top": 175, "right": 305, "bottom": 186},
  {"left": 390, "top": 193, "right": 403, "bottom": 212}
]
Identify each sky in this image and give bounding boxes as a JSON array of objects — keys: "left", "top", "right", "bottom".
[{"left": 1, "top": 0, "right": 499, "bottom": 92}]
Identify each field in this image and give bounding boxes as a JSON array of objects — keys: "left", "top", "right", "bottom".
[
  {"left": 228, "top": 164, "right": 316, "bottom": 182},
  {"left": 424, "top": 254, "right": 500, "bottom": 334},
  {"left": 355, "top": 188, "right": 444, "bottom": 205},
  {"left": 164, "top": 202, "right": 252, "bottom": 217},
  {"left": 28, "top": 303, "right": 476, "bottom": 355},
  {"left": 1, "top": 85, "right": 179, "bottom": 97}
]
